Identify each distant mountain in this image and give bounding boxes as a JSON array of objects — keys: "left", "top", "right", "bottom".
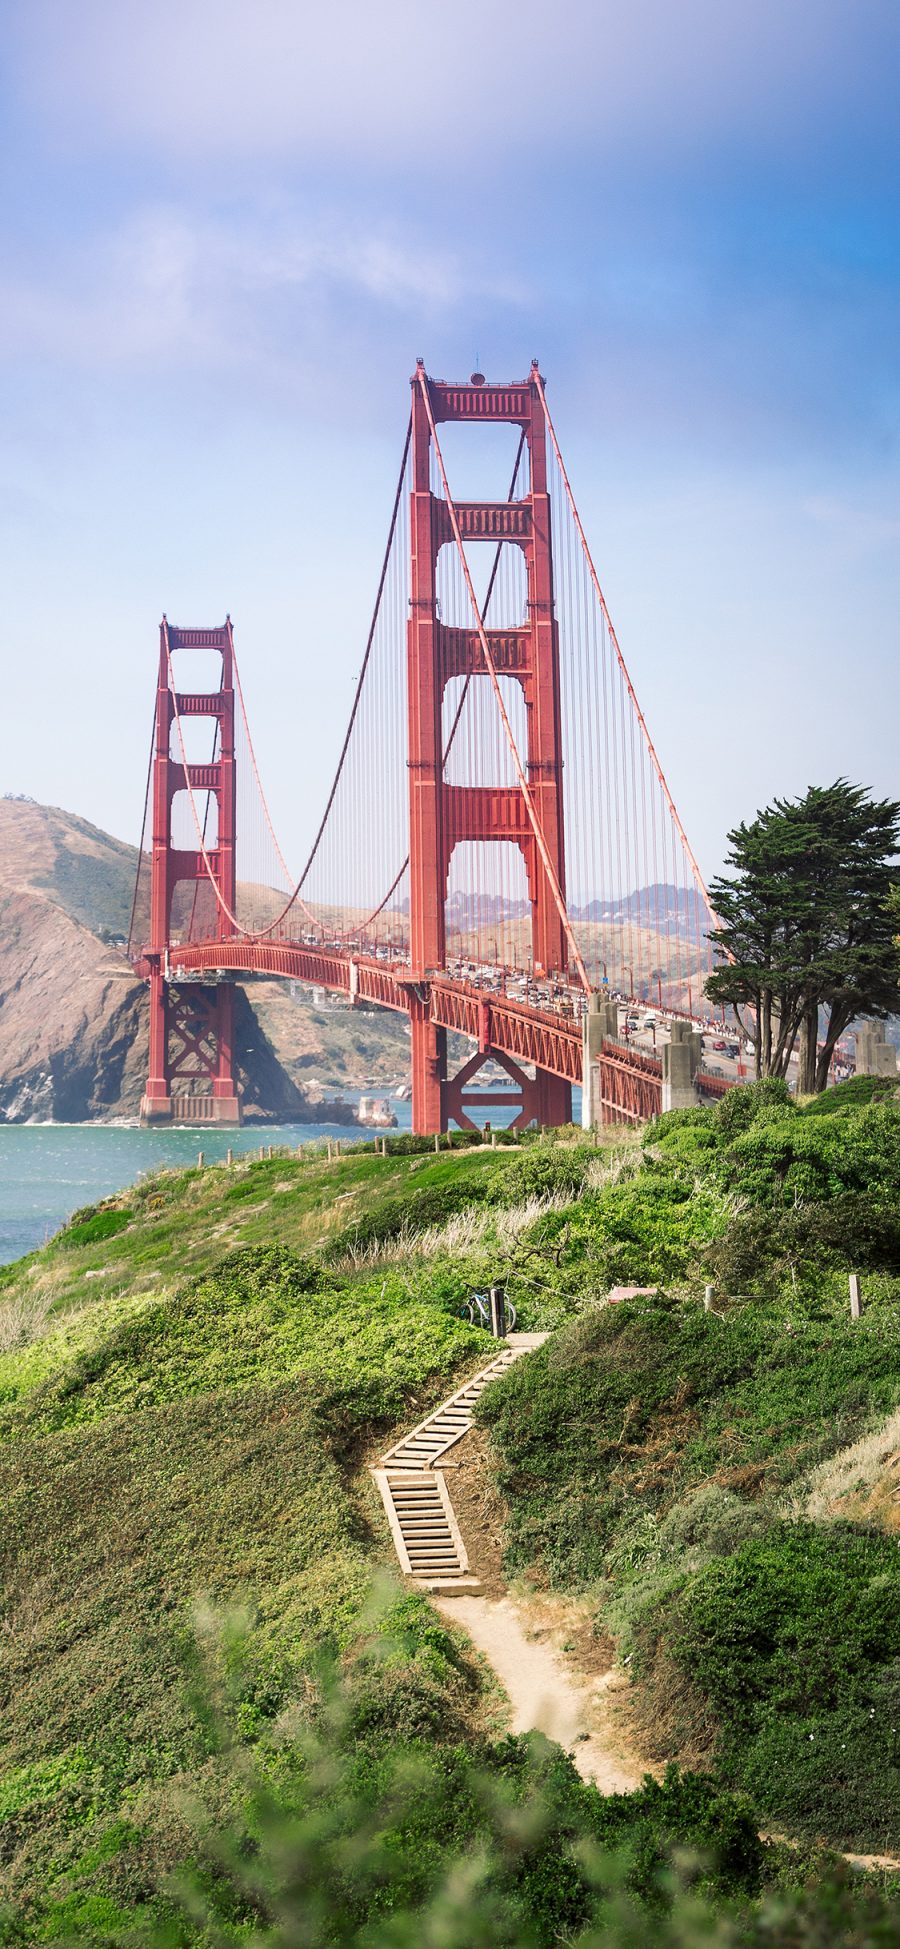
[
  {"left": 0, "top": 799, "right": 368, "bottom": 1122},
  {"left": 572, "top": 883, "right": 711, "bottom": 944},
  {"left": 444, "top": 891, "right": 530, "bottom": 925},
  {"left": 438, "top": 882, "right": 711, "bottom": 943}
]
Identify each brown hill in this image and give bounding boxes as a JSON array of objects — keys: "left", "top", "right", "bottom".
[{"left": 0, "top": 798, "right": 386, "bottom": 1123}]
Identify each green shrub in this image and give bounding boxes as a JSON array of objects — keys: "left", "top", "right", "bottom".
[
  {"left": 706, "top": 1194, "right": 900, "bottom": 1298},
  {"left": 716, "top": 1102, "right": 900, "bottom": 1209},
  {"left": 714, "top": 1077, "right": 793, "bottom": 1140},
  {"left": 489, "top": 1145, "right": 591, "bottom": 1206},
  {"left": 477, "top": 1296, "right": 900, "bottom": 1586},
  {"left": 801, "top": 1074, "right": 900, "bottom": 1115},
  {"left": 60, "top": 1208, "right": 132, "bottom": 1249},
  {"left": 636, "top": 1521, "right": 900, "bottom": 1849},
  {"left": 646, "top": 1105, "right": 713, "bottom": 1143}
]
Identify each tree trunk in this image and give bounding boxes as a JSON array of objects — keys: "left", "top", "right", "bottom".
[
  {"left": 797, "top": 1006, "right": 819, "bottom": 1095},
  {"left": 760, "top": 991, "right": 772, "bottom": 1077},
  {"left": 815, "top": 1005, "right": 853, "bottom": 1093}
]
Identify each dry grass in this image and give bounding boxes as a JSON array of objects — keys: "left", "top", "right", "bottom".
[
  {"left": 0, "top": 1290, "right": 52, "bottom": 1354},
  {"left": 329, "top": 1191, "right": 579, "bottom": 1275},
  {"left": 583, "top": 1147, "right": 641, "bottom": 1193},
  {"left": 790, "top": 1407, "right": 900, "bottom": 1531}
]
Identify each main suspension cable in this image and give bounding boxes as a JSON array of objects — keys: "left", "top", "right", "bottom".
[{"left": 127, "top": 702, "right": 158, "bottom": 960}]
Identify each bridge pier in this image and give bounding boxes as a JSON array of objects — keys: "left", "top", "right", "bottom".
[
  {"left": 142, "top": 966, "right": 173, "bottom": 1123},
  {"left": 139, "top": 979, "right": 242, "bottom": 1126},
  {"left": 533, "top": 1070, "right": 572, "bottom": 1127},
  {"left": 409, "top": 997, "right": 445, "bottom": 1135}
]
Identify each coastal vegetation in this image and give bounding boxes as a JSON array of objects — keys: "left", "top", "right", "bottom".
[{"left": 2, "top": 1081, "right": 900, "bottom": 1940}]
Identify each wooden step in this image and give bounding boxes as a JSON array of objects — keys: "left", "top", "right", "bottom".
[
  {"left": 372, "top": 1468, "right": 468, "bottom": 1579},
  {"left": 380, "top": 1345, "right": 535, "bottom": 1471},
  {"left": 373, "top": 1339, "right": 548, "bottom": 1586},
  {"left": 417, "top": 1576, "right": 482, "bottom": 1594}
]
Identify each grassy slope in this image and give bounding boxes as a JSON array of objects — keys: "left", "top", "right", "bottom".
[
  {"left": 0, "top": 1143, "right": 515, "bottom": 1925},
  {"left": 0, "top": 1131, "right": 772, "bottom": 1946},
  {"left": 4, "top": 1094, "right": 900, "bottom": 1937}
]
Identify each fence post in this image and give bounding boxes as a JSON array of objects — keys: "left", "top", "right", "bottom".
[
  {"left": 489, "top": 1285, "right": 507, "bottom": 1338},
  {"left": 434, "top": 1133, "right": 440, "bottom": 1153},
  {"left": 226, "top": 1147, "right": 233, "bottom": 1166},
  {"left": 703, "top": 1284, "right": 714, "bottom": 1312},
  {"left": 197, "top": 1151, "right": 204, "bottom": 1169},
  {"left": 849, "top": 1273, "right": 862, "bottom": 1320}
]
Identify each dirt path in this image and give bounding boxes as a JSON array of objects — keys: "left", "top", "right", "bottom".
[{"left": 435, "top": 1591, "right": 642, "bottom": 1793}]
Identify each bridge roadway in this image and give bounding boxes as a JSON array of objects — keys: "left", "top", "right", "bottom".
[
  {"left": 158, "top": 938, "right": 587, "bottom": 1085},
  {"left": 153, "top": 936, "right": 732, "bottom": 1122}
]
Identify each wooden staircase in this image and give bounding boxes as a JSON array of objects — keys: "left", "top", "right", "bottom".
[{"left": 372, "top": 1334, "right": 546, "bottom": 1594}]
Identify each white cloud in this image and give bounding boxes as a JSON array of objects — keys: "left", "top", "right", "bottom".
[
  {"left": 0, "top": 205, "right": 524, "bottom": 373},
  {"left": 8, "top": 0, "right": 894, "bottom": 170}
]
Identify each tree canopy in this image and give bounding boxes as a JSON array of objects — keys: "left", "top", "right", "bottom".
[{"left": 705, "top": 780, "right": 900, "bottom": 1092}]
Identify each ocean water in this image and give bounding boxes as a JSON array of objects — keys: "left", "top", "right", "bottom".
[
  {"left": 0, "top": 1087, "right": 554, "bottom": 1267},
  {"left": 0, "top": 1111, "right": 407, "bottom": 1266}
]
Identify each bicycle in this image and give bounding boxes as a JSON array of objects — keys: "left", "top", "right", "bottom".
[{"left": 459, "top": 1288, "right": 517, "bottom": 1332}]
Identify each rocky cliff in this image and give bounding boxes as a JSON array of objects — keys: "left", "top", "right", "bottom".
[{"left": 0, "top": 798, "right": 367, "bottom": 1123}]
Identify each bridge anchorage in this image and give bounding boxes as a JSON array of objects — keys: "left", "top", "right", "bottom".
[{"left": 130, "top": 364, "right": 724, "bottom": 1131}]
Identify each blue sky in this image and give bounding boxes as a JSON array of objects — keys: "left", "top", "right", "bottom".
[{"left": 1, "top": 0, "right": 899, "bottom": 877}]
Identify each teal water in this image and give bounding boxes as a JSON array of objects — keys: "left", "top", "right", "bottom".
[
  {"left": 0, "top": 1111, "right": 412, "bottom": 1266},
  {"left": 0, "top": 1089, "right": 576, "bottom": 1268}
]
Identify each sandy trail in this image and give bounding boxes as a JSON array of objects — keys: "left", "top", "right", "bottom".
[{"left": 435, "top": 1592, "right": 641, "bottom": 1793}]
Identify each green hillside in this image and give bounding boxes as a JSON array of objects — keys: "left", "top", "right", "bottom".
[{"left": 3, "top": 1089, "right": 900, "bottom": 1944}]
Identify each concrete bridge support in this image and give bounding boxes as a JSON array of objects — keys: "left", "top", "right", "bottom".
[
  {"left": 854, "top": 1023, "right": 898, "bottom": 1079},
  {"left": 662, "top": 1021, "right": 702, "bottom": 1112},
  {"left": 581, "top": 993, "right": 618, "bottom": 1128}
]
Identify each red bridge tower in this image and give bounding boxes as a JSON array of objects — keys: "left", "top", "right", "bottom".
[
  {"left": 140, "top": 618, "right": 242, "bottom": 1125},
  {"left": 407, "top": 364, "right": 572, "bottom": 1132}
]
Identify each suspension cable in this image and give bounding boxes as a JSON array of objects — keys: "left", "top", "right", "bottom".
[
  {"left": 290, "top": 414, "right": 412, "bottom": 909},
  {"left": 163, "top": 417, "right": 413, "bottom": 943},
  {"left": 350, "top": 426, "right": 529, "bottom": 941},
  {"left": 127, "top": 701, "right": 158, "bottom": 961},
  {"left": 533, "top": 368, "right": 715, "bottom": 919}
]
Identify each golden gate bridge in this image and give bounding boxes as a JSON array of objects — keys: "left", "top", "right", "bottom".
[{"left": 128, "top": 362, "right": 728, "bottom": 1132}]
